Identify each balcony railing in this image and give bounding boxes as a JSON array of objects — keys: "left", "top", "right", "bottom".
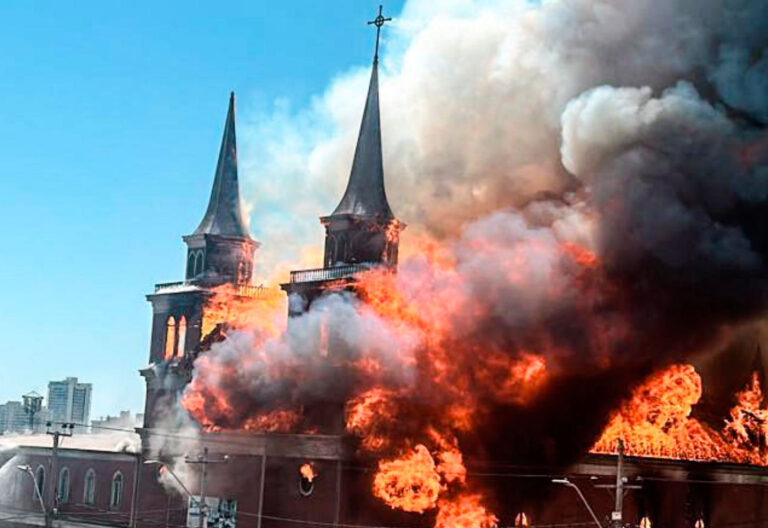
[
  {"left": 154, "top": 281, "right": 188, "bottom": 291},
  {"left": 289, "top": 263, "right": 375, "bottom": 283},
  {"left": 154, "top": 280, "right": 267, "bottom": 298}
]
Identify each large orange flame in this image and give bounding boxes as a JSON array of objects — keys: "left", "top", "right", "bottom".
[
  {"left": 435, "top": 494, "right": 498, "bottom": 528},
  {"left": 201, "top": 284, "right": 286, "bottom": 338},
  {"left": 592, "top": 364, "right": 768, "bottom": 465},
  {"left": 373, "top": 445, "right": 441, "bottom": 513}
]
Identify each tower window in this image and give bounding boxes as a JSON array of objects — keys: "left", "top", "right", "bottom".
[
  {"left": 164, "top": 316, "right": 176, "bottom": 360},
  {"left": 176, "top": 316, "right": 187, "bottom": 357},
  {"left": 110, "top": 472, "right": 123, "bottom": 509},
  {"left": 83, "top": 468, "right": 96, "bottom": 505},
  {"left": 57, "top": 467, "right": 70, "bottom": 503},
  {"left": 514, "top": 513, "right": 529, "bottom": 528}
]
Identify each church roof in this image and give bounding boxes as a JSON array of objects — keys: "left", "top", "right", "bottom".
[
  {"left": 329, "top": 59, "right": 394, "bottom": 219},
  {"left": 193, "top": 92, "right": 251, "bottom": 238}
]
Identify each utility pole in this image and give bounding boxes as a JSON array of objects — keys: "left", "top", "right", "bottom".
[
  {"left": 592, "top": 439, "right": 641, "bottom": 528},
  {"left": 185, "top": 448, "right": 228, "bottom": 528},
  {"left": 45, "top": 422, "right": 74, "bottom": 528},
  {"left": 613, "top": 439, "right": 624, "bottom": 528}
]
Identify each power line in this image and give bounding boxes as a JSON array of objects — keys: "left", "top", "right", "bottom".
[{"left": 29, "top": 421, "right": 768, "bottom": 489}]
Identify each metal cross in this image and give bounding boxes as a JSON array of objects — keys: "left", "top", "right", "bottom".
[{"left": 367, "top": 5, "right": 392, "bottom": 63}]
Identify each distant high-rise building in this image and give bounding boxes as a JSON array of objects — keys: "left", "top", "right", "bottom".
[
  {"left": 0, "top": 401, "right": 26, "bottom": 433},
  {"left": 47, "top": 377, "right": 92, "bottom": 431}
]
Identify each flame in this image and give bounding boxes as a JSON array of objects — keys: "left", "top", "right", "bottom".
[
  {"left": 201, "top": 284, "right": 285, "bottom": 338},
  {"left": 373, "top": 445, "right": 441, "bottom": 513},
  {"left": 299, "top": 463, "right": 316, "bottom": 482},
  {"left": 592, "top": 365, "right": 768, "bottom": 465},
  {"left": 243, "top": 409, "right": 302, "bottom": 433},
  {"left": 724, "top": 372, "right": 768, "bottom": 450},
  {"left": 345, "top": 388, "right": 399, "bottom": 452},
  {"left": 514, "top": 512, "right": 530, "bottom": 528},
  {"left": 435, "top": 494, "right": 498, "bottom": 528}
]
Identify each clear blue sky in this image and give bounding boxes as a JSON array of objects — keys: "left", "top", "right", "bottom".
[{"left": 0, "top": 1, "right": 405, "bottom": 420}]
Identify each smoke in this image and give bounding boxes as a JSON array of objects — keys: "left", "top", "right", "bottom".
[
  {"left": 184, "top": 0, "right": 768, "bottom": 516},
  {"left": 241, "top": 0, "right": 768, "bottom": 267}
]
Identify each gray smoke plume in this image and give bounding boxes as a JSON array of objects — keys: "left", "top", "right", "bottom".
[{"left": 187, "top": 0, "right": 768, "bottom": 469}]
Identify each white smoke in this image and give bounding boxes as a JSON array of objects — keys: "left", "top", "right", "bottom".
[{"left": 239, "top": 0, "right": 768, "bottom": 279}]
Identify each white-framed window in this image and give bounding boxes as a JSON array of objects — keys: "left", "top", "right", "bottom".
[
  {"left": 83, "top": 468, "right": 96, "bottom": 505},
  {"left": 57, "top": 467, "right": 70, "bottom": 503},
  {"left": 110, "top": 471, "right": 124, "bottom": 509}
]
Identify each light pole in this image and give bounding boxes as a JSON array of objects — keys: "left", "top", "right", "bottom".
[
  {"left": 552, "top": 478, "right": 603, "bottom": 528},
  {"left": 17, "top": 465, "right": 46, "bottom": 516}
]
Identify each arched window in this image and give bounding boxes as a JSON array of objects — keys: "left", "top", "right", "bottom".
[
  {"left": 195, "top": 251, "right": 204, "bottom": 277},
  {"left": 639, "top": 517, "right": 652, "bottom": 528},
  {"left": 57, "top": 467, "right": 70, "bottom": 503},
  {"left": 164, "top": 316, "right": 176, "bottom": 360},
  {"left": 110, "top": 472, "right": 123, "bottom": 509},
  {"left": 34, "top": 466, "right": 45, "bottom": 500},
  {"left": 83, "top": 469, "right": 96, "bottom": 505},
  {"left": 694, "top": 519, "right": 705, "bottom": 528},
  {"left": 176, "top": 316, "right": 187, "bottom": 358},
  {"left": 514, "top": 513, "right": 529, "bottom": 528},
  {"left": 187, "top": 253, "right": 196, "bottom": 278}
]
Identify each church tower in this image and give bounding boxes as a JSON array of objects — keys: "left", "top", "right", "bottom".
[
  {"left": 140, "top": 93, "right": 258, "bottom": 432},
  {"left": 183, "top": 92, "right": 259, "bottom": 286},
  {"left": 282, "top": 9, "right": 403, "bottom": 314}
]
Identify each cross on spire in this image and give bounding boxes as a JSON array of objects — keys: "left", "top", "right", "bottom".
[{"left": 367, "top": 5, "right": 391, "bottom": 64}]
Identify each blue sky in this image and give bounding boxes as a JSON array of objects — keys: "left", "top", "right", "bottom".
[{"left": 0, "top": 1, "right": 406, "bottom": 420}]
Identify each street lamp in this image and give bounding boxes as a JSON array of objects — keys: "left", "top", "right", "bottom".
[
  {"left": 552, "top": 478, "right": 603, "bottom": 528},
  {"left": 17, "top": 465, "right": 46, "bottom": 516}
]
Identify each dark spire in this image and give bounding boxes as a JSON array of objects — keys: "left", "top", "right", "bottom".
[
  {"left": 329, "top": 6, "right": 393, "bottom": 219},
  {"left": 193, "top": 92, "right": 251, "bottom": 238}
]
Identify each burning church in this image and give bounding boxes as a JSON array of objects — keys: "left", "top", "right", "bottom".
[
  {"left": 132, "top": 6, "right": 768, "bottom": 528},
  {"left": 6, "top": 2, "right": 768, "bottom": 528}
]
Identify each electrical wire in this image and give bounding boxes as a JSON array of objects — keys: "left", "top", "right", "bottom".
[
  {"left": 13, "top": 420, "right": 768, "bottom": 528},
  {"left": 17, "top": 421, "right": 768, "bottom": 488}
]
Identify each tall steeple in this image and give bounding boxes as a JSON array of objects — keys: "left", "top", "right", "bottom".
[
  {"left": 281, "top": 6, "right": 404, "bottom": 317},
  {"left": 320, "top": 6, "right": 402, "bottom": 268},
  {"left": 193, "top": 92, "right": 250, "bottom": 238},
  {"left": 330, "top": 54, "right": 392, "bottom": 218},
  {"left": 183, "top": 92, "right": 259, "bottom": 285}
]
